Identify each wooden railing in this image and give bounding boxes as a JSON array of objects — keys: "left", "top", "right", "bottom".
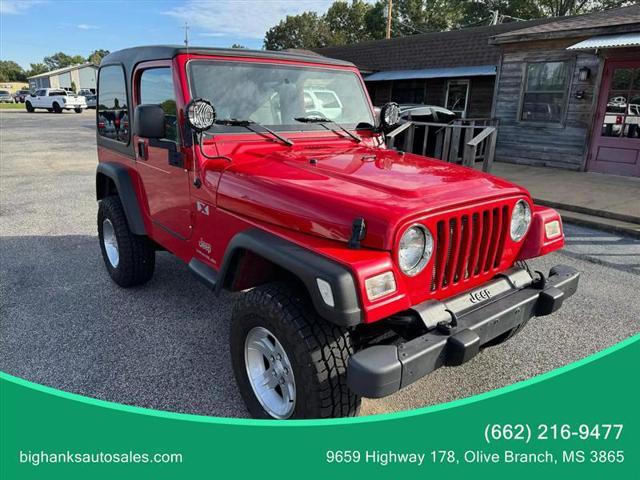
[{"left": 386, "top": 117, "right": 499, "bottom": 172}]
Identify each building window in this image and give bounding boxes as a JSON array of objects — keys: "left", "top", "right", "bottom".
[
  {"left": 97, "top": 65, "right": 129, "bottom": 144},
  {"left": 446, "top": 79, "right": 470, "bottom": 118},
  {"left": 520, "top": 61, "right": 569, "bottom": 123},
  {"left": 139, "top": 68, "right": 178, "bottom": 143}
]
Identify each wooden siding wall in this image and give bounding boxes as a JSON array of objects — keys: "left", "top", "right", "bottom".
[
  {"left": 367, "top": 76, "right": 495, "bottom": 117},
  {"left": 494, "top": 38, "right": 601, "bottom": 170}
]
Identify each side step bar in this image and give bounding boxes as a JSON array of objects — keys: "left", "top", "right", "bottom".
[{"left": 188, "top": 258, "right": 218, "bottom": 290}]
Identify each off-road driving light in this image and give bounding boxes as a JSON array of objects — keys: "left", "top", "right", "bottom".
[
  {"left": 365, "top": 271, "right": 397, "bottom": 301},
  {"left": 398, "top": 224, "right": 433, "bottom": 276},
  {"left": 316, "top": 278, "right": 335, "bottom": 307},
  {"left": 186, "top": 98, "right": 216, "bottom": 132},
  {"left": 380, "top": 102, "right": 400, "bottom": 129},
  {"left": 510, "top": 200, "right": 532, "bottom": 242},
  {"left": 545, "top": 220, "right": 562, "bottom": 239}
]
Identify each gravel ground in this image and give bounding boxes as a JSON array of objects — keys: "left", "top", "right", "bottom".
[{"left": 1, "top": 110, "right": 639, "bottom": 418}]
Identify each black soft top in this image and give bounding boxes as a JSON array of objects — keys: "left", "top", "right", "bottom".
[{"left": 101, "top": 45, "right": 355, "bottom": 68}]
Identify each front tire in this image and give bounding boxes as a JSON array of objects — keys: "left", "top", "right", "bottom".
[
  {"left": 25, "top": 101, "right": 34, "bottom": 112},
  {"left": 97, "top": 196, "right": 155, "bottom": 287},
  {"left": 230, "top": 282, "right": 361, "bottom": 419}
]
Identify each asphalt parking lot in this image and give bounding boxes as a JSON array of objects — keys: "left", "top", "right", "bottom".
[{"left": 1, "top": 109, "right": 639, "bottom": 418}]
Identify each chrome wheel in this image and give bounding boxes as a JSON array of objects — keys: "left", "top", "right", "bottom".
[
  {"left": 244, "top": 326, "right": 296, "bottom": 419},
  {"left": 102, "top": 218, "right": 119, "bottom": 268}
]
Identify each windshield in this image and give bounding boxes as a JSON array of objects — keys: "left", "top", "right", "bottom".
[{"left": 188, "top": 60, "right": 374, "bottom": 132}]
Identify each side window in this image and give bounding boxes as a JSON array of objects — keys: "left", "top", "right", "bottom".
[
  {"left": 303, "top": 92, "right": 314, "bottom": 110},
  {"left": 35, "top": 90, "right": 45, "bottom": 96},
  {"left": 139, "top": 68, "right": 178, "bottom": 143},
  {"left": 520, "top": 61, "right": 569, "bottom": 123},
  {"left": 97, "top": 65, "right": 129, "bottom": 144},
  {"left": 315, "top": 91, "right": 341, "bottom": 109}
]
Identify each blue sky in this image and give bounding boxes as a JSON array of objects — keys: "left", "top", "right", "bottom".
[{"left": 0, "top": 0, "right": 341, "bottom": 69}]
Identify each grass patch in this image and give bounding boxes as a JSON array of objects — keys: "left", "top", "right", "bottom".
[{"left": 0, "top": 103, "right": 25, "bottom": 110}]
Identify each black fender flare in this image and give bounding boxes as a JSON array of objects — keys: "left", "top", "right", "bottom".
[
  {"left": 96, "top": 162, "right": 146, "bottom": 235},
  {"left": 216, "top": 229, "right": 362, "bottom": 327}
]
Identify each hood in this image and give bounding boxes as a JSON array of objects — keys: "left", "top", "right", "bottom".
[{"left": 216, "top": 146, "right": 528, "bottom": 250}]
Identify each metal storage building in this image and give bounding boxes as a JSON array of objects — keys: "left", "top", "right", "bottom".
[{"left": 27, "top": 63, "right": 98, "bottom": 91}]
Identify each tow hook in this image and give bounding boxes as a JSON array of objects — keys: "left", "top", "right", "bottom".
[
  {"left": 532, "top": 270, "right": 547, "bottom": 289},
  {"left": 436, "top": 309, "right": 458, "bottom": 335}
]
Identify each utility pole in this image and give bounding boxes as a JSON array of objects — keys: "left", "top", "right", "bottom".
[
  {"left": 184, "top": 22, "right": 189, "bottom": 47},
  {"left": 386, "top": 0, "right": 393, "bottom": 39}
]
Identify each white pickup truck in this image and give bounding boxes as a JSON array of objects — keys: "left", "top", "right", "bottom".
[{"left": 25, "top": 88, "right": 87, "bottom": 113}]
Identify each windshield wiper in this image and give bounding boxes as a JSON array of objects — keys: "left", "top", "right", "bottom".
[
  {"left": 215, "top": 118, "right": 293, "bottom": 146},
  {"left": 294, "top": 115, "right": 362, "bottom": 143}
]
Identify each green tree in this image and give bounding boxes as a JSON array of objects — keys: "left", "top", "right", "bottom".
[
  {"left": 0, "top": 60, "right": 27, "bottom": 82},
  {"left": 540, "top": 0, "right": 633, "bottom": 16},
  {"left": 26, "top": 63, "right": 49, "bottom": 77},
  {"left": 264, "top": 12, "right": 330, "bottom": 50},
  {"left": 324, "top": 0, "right": 375, "bottom": 45},
  {"left": 263, "top": 0, "right": 636, "bottom": 49},
  {"left": 87, "top": 49, "right": 110, "bottom": 65},
  {"left": 43, "top": 52, "right": 86, "bottom": 71},
  {"left": 454, "top": 0, "right": 633, "bottom": 26},
  {"left": 230, "top": 43, "right": 247, "bottom": 49}
]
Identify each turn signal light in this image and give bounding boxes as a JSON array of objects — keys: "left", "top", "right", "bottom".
[
  {"left": 545, "top": 220, "right": 562, "bottom": 239},
  {"left": 365, "top": 272, "right": 397, "bottom": 301}
]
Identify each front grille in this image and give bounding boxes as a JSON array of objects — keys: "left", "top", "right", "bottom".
[{"left": 430, "top": 205, "right": 509, "bottom": 291}]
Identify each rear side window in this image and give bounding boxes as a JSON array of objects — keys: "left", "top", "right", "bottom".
[
  {"left": 139, "top": 68, "right": 178, "bottom": 143},
  {"left": 98, "top": 65, "right": 129, "bottom": 144},
  {"left": 49, "top": 90, "right": 65, "bottom": 96}
]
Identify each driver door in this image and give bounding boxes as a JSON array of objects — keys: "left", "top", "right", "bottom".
[
  {"left": 32, "top": 90, "right": 45, "bottom": 107},
  {"left": 133, "top": 63, "right": 192, "bottom": 240}
]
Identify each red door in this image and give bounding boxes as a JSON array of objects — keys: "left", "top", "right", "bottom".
[
  {"left": 133, "top": 62, "right": 192, "bottom": 240},
  {"left": 588, "top": 60, "right": 640, "bottom": 177}
]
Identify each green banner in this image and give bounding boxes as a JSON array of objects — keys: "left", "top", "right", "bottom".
[{"left": 2, "top": 335, "right": 638, "bottom": 479}]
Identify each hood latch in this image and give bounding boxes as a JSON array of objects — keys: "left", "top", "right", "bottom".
[{"left": 348, "top": 217, "right": 366, "bottom": 249}]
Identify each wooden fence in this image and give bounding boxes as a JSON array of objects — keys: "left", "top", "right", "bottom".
[{"left": 386, "top": 118, "right": 499, "bottom": 172}]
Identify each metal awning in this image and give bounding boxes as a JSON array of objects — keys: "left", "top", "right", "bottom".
[
  {"left": 567, "top": 32, "right": 640, "bottom": 50},
  {"left": 365, "top": 65, "right": 496, "bottom": 82}
]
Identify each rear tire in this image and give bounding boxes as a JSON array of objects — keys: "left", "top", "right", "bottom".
[
  {"left": 97, "top": 196, "right": 155, "bottom": 287},
  {"left": 25, "top": 101, "right": 34, "bottom": 112},
  {"left": 230, "top": 282, "right": 361, "bottom": 419},
  {"left": 52, "top": 102, "right": 62, "bottom": 113}
]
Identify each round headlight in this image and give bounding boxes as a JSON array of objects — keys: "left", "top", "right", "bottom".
[
  {"left": 510, "top": 200, "right": 532, "bottom": 242},
  {"left": 398, "top": 225, "right": 433, "bottom": 276}
]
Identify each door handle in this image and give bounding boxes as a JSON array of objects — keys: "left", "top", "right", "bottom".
[{"left": 137, "top": 140, "right": 147, "bottom": 160}]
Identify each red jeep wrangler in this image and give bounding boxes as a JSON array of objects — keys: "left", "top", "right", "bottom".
[{"left": 95, "top": 46, "right": 579, "bottom": 419}]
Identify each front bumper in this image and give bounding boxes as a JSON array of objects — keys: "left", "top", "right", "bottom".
[{"left": 347, "top": 264, "right": 579, "bottom": 398}]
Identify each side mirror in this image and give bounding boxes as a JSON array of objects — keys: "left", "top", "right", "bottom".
[
  {"left": 380, "top": 102, "right": 400, "bottom": 131},
  {"left": 134, "top": 104, "right": 165, "bottom": 138}
]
